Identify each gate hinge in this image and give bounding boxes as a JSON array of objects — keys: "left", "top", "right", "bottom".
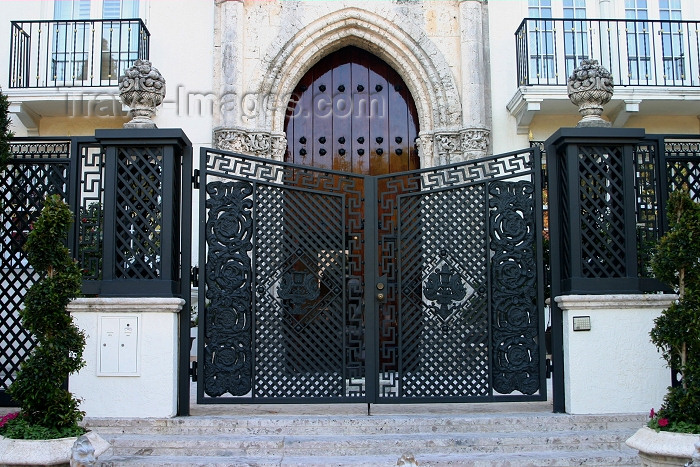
[
  {"left": 189, "top": 361, "right": 198, "bottom": 382},
  {"left": 192, "top": 169, "right": 200, "bottom": 189},
  {"left": 191, "top": 266, "right": 199, "bottom": 286}
]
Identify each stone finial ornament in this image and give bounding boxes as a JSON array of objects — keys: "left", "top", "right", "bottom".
[
  {"left": 119, "top": 59, "right": 166, "bottom": 129},
  {"left": 567, "top": 59, "right": 614, "bottom": 128}
]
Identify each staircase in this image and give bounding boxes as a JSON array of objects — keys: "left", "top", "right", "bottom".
[{"left": 84, "top": 410, "right": 646, "bottom": 466}]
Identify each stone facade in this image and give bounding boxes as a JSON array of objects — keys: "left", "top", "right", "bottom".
[{"left": 213, "top": 0, "right": 491, "bottom": 166}]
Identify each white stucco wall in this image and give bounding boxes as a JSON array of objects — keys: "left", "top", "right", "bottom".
[
  {"left": 556, "top": 294, "right": 677, "bottom": 415},
  {"left": 68, "top": 298, "right": 184, "bottom": 418}
]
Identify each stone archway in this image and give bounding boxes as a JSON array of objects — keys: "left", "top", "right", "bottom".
[{"left": 213, "top": 4, "right": 491, "bottom": 166}]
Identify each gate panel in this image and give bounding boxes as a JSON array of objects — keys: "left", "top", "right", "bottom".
[
  {"left": 199, "top": 150, "right": 368, "bottom": 402},
  {"left": 198, "top": 148, "right": 544, "bottom": 404},
  {"left": 374, "top": 149, "right": 545, "bottom": 401}
]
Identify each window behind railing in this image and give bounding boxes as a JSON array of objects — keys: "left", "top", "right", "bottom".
[
  {"left": 9, "top": 18, "right": 149, "bottom": 88},
  {"left": 563, "top": 0, "right": 589, "bottom": 80},
  {"left": 515, "top": 17, "right": 700, "bottom": 87}
]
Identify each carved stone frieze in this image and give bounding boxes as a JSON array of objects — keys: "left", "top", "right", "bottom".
[{"left": 214, "top": 129, "right": 287, "bottom": 160}]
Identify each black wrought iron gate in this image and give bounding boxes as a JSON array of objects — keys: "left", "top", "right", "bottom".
[{"left": 197, "top": 147, "right": 546, "bottom": 404}]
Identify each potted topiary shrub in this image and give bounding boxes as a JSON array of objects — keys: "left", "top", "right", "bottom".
[
  {"left": 626, "top": 190, "right": 700, "bottom": 466},
  {"left": 0, "top": 195, "right": 107, "bottom": 465}
]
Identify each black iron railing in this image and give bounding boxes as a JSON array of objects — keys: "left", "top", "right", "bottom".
[
  {"left": 516, "top": 18, "right": 700, "bottom": 87},
  {"left": 9, "top": 19, "right": 149, "bottom": 88}
]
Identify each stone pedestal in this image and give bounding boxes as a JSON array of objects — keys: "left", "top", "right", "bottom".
[
  {"left": 68, "top": 298, "right": 184, "bottom": 418},
  {"left": 555, "top": 294, "right": 677, "bottom": 414}
]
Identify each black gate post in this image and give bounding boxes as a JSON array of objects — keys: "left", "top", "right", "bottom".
[
  {"left": 545, "top": 127, "right": 647, "bottom": 413},
  {"left": 94, "top": 128, "right": 192, "bottom": 415}
]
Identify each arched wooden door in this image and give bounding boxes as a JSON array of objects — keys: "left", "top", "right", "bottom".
[{"left": 284, "top": 46, "right": 419, "bottom": 174}]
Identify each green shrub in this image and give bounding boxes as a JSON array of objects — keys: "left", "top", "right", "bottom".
[
  {"left": 648, "top": 190, "right": 700, "bottom": 433},
  {"left": 4, "top": 195, "right": 86, "bottom": 439},
  {"left": 0, "top": 88, "right": 13, "bottom": 170}
]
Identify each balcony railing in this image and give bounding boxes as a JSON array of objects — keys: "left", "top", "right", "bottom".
[
  {"left": 516, "top": 17, "right": 700, "bottom": 87},
  {"left": 9, "top": 19, "right": 149, "bottom": 88}
]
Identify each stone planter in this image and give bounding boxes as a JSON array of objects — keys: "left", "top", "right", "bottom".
[
  {"left": 0, "top": 431, "right": 109, "bottom": 466},
  {"left": 118, "top": 59, "right": 165, "bottom": 128},
  {"left": 567, "top": 59, "right": 614, "bottom": 127},
  {"left": 626, "top": 426, "right": 699, "bottom": 466}
]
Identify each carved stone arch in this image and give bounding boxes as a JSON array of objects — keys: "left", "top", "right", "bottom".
[{"left": 256, "top": 7, "right": 463, "bottom": 139}]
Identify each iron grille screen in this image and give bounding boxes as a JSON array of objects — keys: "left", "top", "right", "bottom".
[
  {"left": 577, "top": 146, "right": 628, "bottom": 278},
  {"left": 114, "top": 147, "right": 163, "bottom": 280}
]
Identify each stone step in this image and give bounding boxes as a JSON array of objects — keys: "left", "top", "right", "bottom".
[
  {"left": 99, "top": 430, "right": 636, "bottom": 458},
  {"left": 95, "top": 450, "right": 641, "bottom": 467},
  {"left": 84, "top": 413, "right": 646, "bottom": 436}
]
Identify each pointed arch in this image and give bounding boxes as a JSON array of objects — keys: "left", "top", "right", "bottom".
[{"left": 255, "top": 7, "right": 463, "bottom": 136}]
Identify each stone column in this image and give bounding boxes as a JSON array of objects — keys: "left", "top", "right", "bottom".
[
  {"left": 214, "top": 0, "right": 245, "bottom": 131},
  {"left": 555, "top": 294, "right": 677, "bottom": 414},
  {"left": 458, "top": 0, "right": 491, "bottom": 160},
  {"left": 68, "top": 297, "right": 184, "bottom": 418}
]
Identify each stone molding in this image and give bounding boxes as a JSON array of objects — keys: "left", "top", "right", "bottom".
[
  {"left": 213, "top": 129, "right": 286, "bottom": 160},
  {"left": 555, "top": 294, "right": 678, "bottom": 311},
  {"left": 211, "top": 128, "right": 489, "bottom": 166},
  {"left": 68, "top": 297, "right": 184, "bottom": 314},
  {"left": 254, "top": 7, "right": 463, "bottom": 135}
]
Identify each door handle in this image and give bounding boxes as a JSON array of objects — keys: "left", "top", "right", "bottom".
[{"left": 377, "top": 293, "right": 385, "bottom": 301}]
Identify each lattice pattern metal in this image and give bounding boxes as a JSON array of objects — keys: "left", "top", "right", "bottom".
[
  {"left": 577, "top": 146, "right": 627, "bottom": 278},
  {"left": 0, "top": 142, "right": 71, "bottom": 404},
  {"left": 375, "top": 150, "right": 543, "bottom": 400},
  {"left": 665, "top": 140, "right": 700, "bottom": 200},
  {"left": 114, "top": 147, "right": 163, "bottom": 279},
  {"left": 634, "top": 144, "right": 660, "bottom": 278},
  {"left": 200, "top": 152, "right": 366, "bottom": 401}
]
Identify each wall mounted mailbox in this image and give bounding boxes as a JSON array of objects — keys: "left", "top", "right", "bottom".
[{"left": 98, "top": 315, "right": 140, "bottom": 375}]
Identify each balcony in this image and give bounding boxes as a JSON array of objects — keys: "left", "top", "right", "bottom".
[
  {"left": 509, "top": 18, "right": 700, "bottom": 134},
  {"left": 7, "top": 19, "right": 149, "bottom": 132}
]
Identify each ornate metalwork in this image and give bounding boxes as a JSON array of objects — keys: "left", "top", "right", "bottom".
[
  {"left": 200, "top": 150, "right": 366, "bottom": 401},
  {"left": 375, "top": 148, "right": 544, "bottom": 400},
  {"left": 489, "top": 180, "right": 539, "bottom": 395},
  {"left": 278, "top": 271, "right": 320, "bottom": 315},
  {"left": 203, "top": 180, "right": 254, "bottom": 397},
  {"left": 424, "top": 264, "right": 467, "bottom": 321}
]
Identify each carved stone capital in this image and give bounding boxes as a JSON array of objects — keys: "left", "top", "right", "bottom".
[
  {"left": 118, "top": 60, "right": 166, "bottom": 129},
  {"left": 460, "top": 128, "right": 490, "bottom": 155},
  {"left": 214, "top": 129, "right": 287, "bottom": 160},
  {"left": 434, "top": 132, "right": 461, "bottom": 166}
]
